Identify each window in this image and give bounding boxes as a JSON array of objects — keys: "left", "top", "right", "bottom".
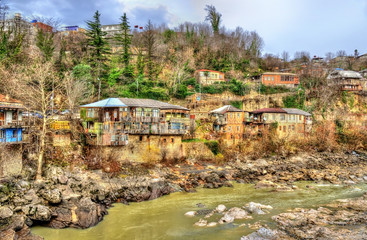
[
  {"left": 265, "top": 76, "right": 267, "bottom": 81},
  {"left": 228, "top": 126, "right": 231, "bottom": 132},
  {"left": 272, "top": 114, "right": 275, "bottom": 120},
  {"left": 279, "top": 126, "right": 281, "bottom": 131},
  {"left": 12, "top": 130, "right": 17, "bottom": 138},
  {"left": 171, "top": 138, "right": 174, "bottom": 143},
  {"left": 237, "top": 126, "right": 240, "bottom": 132},
  {"left": 87, "top": 108, "right": 94, "bottom": 118},
  {"left": 292, "top": 125, "right": 295, "bottom": 131},
  {"left": 272, "top": 77, "right": 274, "bottom": 81},
  {"left": 163, "top": 138, "right": 167, "bottom": 143},
  {"left": 139, "top": 136, "right": 143, "bottom": 141},
  {"left": 280, "top": 115, "right": 285, "bottom": 121},
  {"left": 237, "top": 113, "right": 240, "bottom": 118},
  {"left": 283, "top": 126, "right": 286, "bottom": 132}
]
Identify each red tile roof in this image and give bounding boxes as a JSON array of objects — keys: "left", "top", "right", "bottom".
[{"left": 195, "top": 69, "right": 224, "bottom": 74}]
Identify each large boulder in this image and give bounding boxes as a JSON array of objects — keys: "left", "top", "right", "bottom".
[
  {"left": 41, "top": 189, "right": 62, "bottom": 204},
  {"left": 22, "top": 205, "right": 51, "bottom": 222},
  {"left": 0, "top": 206, "right": 13, "bottom": 219},
  {"left": 75, "top": 197, "right": 106, "bottom": 228}
]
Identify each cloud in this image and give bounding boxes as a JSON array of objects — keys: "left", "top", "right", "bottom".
[{"left": 129, "top": 5, "right": 174, "bottom": 27}]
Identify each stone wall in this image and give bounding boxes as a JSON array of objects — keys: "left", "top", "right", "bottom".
[
  {"left": 0, "top": 144, "right": 22, "bottom": 177},
  {"left": 99, "top": 135, "right": 185, "bottom": 163}
]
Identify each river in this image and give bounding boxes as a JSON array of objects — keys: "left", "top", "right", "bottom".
[{"left": 32, "top": 182, "right": 367, "bottom": 240}]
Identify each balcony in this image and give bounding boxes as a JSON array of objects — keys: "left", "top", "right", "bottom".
[{"left": 0, "top": 120, "right": 25, "bottom": 129}]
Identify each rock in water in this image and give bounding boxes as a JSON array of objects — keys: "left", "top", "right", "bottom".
[
  {"left": 219, "top": 207, "right": 251, "bottom": 224},
  {"left": 244, "top": 202, "right": 273, "bottom": 215},
  {"left": 184, "top": 211, "right": 197, "bottom": 217},
  {"left": 207, "top": 222, "right": 217, "bottom": 227},
  {"left": 215, "top": 204, "right": 227, "bottom": 213},
  {"left": 194, "top": 219, "right": 207, "bottom": 227},
  {"left": 241, "top": 227, "right": 277, "bottom": 240},
  {"left": 196, "top": 203, "right": 206, "bottom": 208}
]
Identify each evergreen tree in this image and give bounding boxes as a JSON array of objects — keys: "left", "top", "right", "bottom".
[
  {"left": 85, "top": 10, "right": 110, "bottom": 99},
  {"left": 36, "top": 30, "right": 55, "bottom": 61},
  {"left": 115, "top": 13, "right": 132, "bottom": 71},
  {"left": 143, "top": 20, "right": 156, "bottom": 81}
]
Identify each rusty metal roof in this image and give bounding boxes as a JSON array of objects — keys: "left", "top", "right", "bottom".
[{"left": 0, "top": 94, "right": 25, "bottom": 109}]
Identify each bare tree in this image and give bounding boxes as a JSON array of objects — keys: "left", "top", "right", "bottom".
[
  {"left": 64, "top": 72, "right": 90, "bottom": 115},
  {"left": 2, "top": 61, "right": 61, "bottom": 180},
  {"left": 325, "top": 52, "right": 335, "bottom": 62},
  {"left": 336, "top": 50, "right": 347, "bottom": 57},
  {"left": 281, "top": 51, "right": 289, "bottom": 63}
]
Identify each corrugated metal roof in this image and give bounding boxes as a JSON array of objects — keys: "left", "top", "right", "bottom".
[
  {"left": 252, "top": 108, "right": 287, "bottom": 114},
  {"left": 81, "top": 98, "right": 189, "bottom": 111},
  {"left": 210, "top": 105, "right": 242, "bottom": 114},
  {"left": 81, "top": 98, "right": 126, "bottom": 108},
  {"left": 282, "top": 108, "right": 311, "bottom": 116},
  {"left": 327, "top": 70, "right": 363, "bottom": 79},
  {"left": 120, "top": 98, "right": 189, "bottom": 111},
  {"left": 252, "top": 107, "right": 311, "bottom": 116}
]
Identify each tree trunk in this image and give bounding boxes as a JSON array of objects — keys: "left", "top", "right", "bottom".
[{"left": 36, "top": 117, "right": 46, "bottom": 180}]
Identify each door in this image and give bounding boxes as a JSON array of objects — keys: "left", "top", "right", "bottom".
[{"left": 5, "top": 111, "right": 12, "bottom": 125}]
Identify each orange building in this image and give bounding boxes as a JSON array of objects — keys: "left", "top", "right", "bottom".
[
  {"left": 209, "top": 105, "right": 244, "bottom": 144},
  {"left": 31, "top": 21, "right": 53, "bottom": 32},
  {"left": 195, "top": 69, "right": 225, "bottom": 85},
  {"left": 261, "top": 72, "right": 299, "bottom": 88}
]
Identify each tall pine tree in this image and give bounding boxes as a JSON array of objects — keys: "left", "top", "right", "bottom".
[
  {"left": 85, "top": 10, "right": 110, "bottom": 99},
  {"left": 36, "top": 29, "right": 54, "bottom": 61},
  {"left": 115, "top": 13, "right": 132, "bottom": 74}
]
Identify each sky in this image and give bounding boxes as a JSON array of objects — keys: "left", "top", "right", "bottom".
[{"left": 6, "top": 0, "right": 367, "bottom": 58}]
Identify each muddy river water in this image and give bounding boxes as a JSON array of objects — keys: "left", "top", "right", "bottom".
[{"left": 32, "top": 182, "right": 367, "bottom": 240}]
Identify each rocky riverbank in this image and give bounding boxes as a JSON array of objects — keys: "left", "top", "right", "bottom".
[
  {"left": 1, "top": 151, "right": 367, "bottom": 239},
  {"left": 241, "top": 192, "right": 367, "bottom": 240}
]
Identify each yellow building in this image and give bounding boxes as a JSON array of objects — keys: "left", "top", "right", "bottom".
[{"left": 246, "top": 108, "right": 312, "bottom": 138}]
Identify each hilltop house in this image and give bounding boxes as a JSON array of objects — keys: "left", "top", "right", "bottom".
[
  {"left": 80, "top": 98, "right": 191, "bottom": 146},
  {"left": 245, "top": 108, "right": 312, "bottom": 137},
  {"left": 327, "top": 70, "right": 367, "bottom": 91},
  {"left": 195, "top": 69, "right": 225, "bottom": 85},
  {"left": 261, "top": 72, "right": 299, "bottom": 88},
  {"left": 209, "top": 105, "right": 244, "bottom": 144}
]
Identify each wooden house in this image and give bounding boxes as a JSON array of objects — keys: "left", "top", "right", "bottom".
[
  {"left": 327, "top": 70, "right": 367, "bottom": 91},
  {"left": 209, "top": 105, "right": 245, "bottom": 144},
  {"left": 0, "top": 94, "right": 27, "bottom": 144},
  {"left": 80, "top": 98, "right": 191, "bottom": 146}
]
